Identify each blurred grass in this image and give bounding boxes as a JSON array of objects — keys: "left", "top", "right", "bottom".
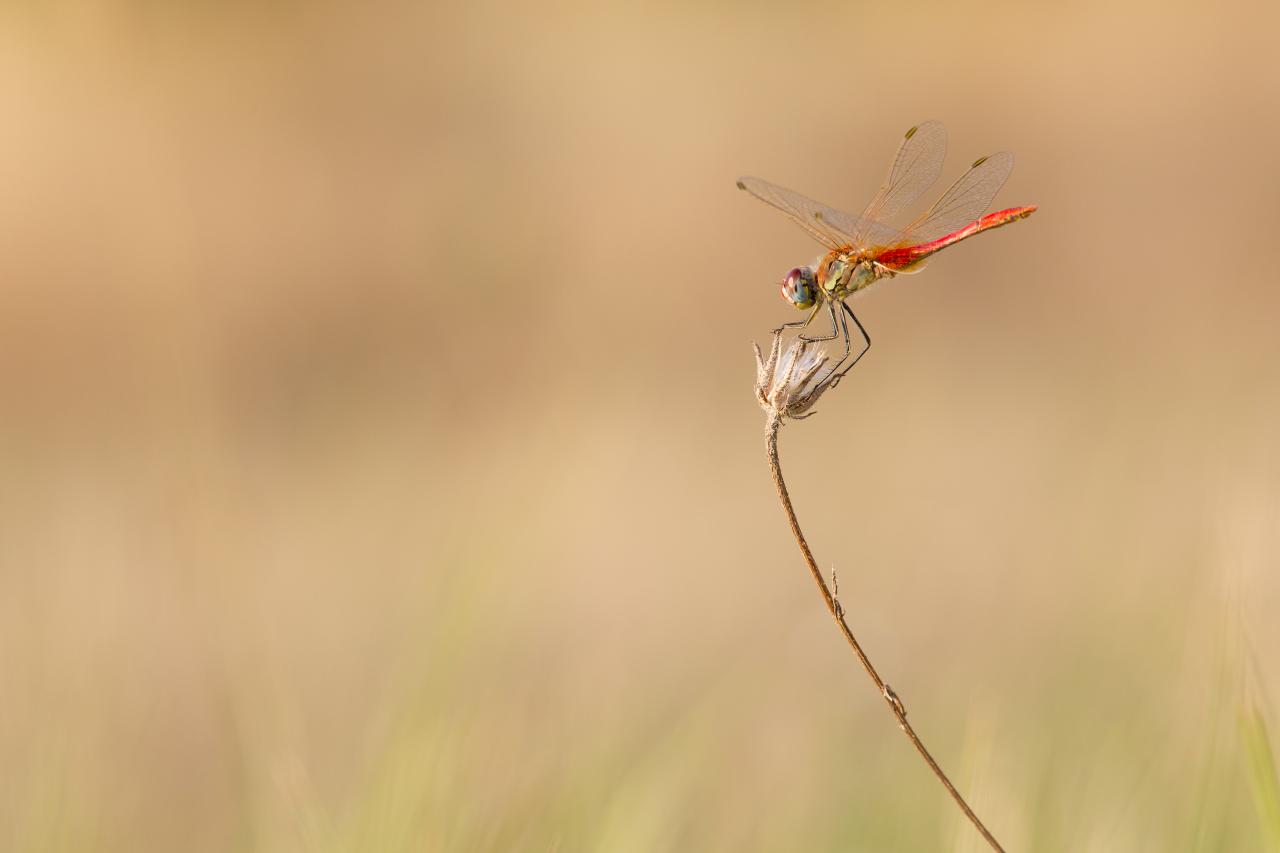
[
  {"left": 1, "top": 1, "right": 1280, "bottom": 851},
  {"left": 1239, "top": 704, "right": 1280, "bottom": 852}
]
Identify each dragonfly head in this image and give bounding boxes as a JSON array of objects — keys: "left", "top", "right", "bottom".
[{"left": 781, "top": 266, "right": 818, "bottom": 309}]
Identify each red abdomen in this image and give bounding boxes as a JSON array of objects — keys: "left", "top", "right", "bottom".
[{"left": 875, "top": 206, "right": 1037, "bottom": 271}]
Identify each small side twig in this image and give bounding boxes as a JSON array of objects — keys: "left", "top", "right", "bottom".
[{"left": 765, "top": 412, "right": 1006, "bottom": 852}]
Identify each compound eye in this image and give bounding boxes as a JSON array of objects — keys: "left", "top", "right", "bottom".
[{"left": 780, "top": 267, "right": 817, "bottom": 309}]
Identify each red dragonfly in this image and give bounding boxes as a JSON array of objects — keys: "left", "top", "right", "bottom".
[{"left": 739, "top": 120, "right": 1036, "bottom": 380}]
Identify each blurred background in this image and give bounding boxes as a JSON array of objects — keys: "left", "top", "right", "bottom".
[{"left": 2, "top": 1, "right": 1279, "bottom": 850}]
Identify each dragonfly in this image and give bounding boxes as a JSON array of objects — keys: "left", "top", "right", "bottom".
[{"left": 738, "top": 120, "right": 1036, "bottom": 382}]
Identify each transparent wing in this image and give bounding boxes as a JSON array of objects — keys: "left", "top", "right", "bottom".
[
  {"left": 737, "top": 176, "right": 909, "bottom": 251},
  {"left": 815, "top": 204, "right": 908, "bottom": 252},
  {"left": 736, "top": 176, "right": 856, "bottom": 250},
  {"left": 852, "top": 120, "right": 947, "bottom": 246},
  {"left": 898, "top": 151, "right": 1014, "bottom": 245}
]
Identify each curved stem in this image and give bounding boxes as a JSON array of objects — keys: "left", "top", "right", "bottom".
[{"left": 765, "top": 414, "right": 1006, "bottom": 853}]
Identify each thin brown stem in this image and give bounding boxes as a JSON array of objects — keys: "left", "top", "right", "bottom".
[{"left": 765, "top": 413, "right": 1006, "bottom": 853}]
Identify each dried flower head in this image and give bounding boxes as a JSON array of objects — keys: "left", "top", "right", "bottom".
[{"left": 754, "top": 330, "right": 837, "bottom": 421}]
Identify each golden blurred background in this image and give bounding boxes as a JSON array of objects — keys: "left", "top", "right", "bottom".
[{"left": 2, "top": 1, "right": 1280, "bottom": 850}]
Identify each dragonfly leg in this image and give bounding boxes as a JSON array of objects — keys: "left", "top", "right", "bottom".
[
  {"left": 773, "top": 303, "right": 823, "bottom": 335},
  {"left": 829, "top": 301, "right": 871, "bottom": 385},
  {"left": 834, "top": 301, "right": 852, "bottom": 360},
  {"left": 798, "top": 300, "right": 840, "bottom": 344}
]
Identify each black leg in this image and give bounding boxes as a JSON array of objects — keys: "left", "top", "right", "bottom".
[
  {"left": 773, "top": 303, "right": 822, "bottom": 335},
  {"left": 829, "top": 301, "right": 871, "bottom": 384},
  {"left": 799, "top": 300, "right": 841, "bottom": 345},
  {"left": 836, "top": 300, "right": 853, "bottom": 360}
]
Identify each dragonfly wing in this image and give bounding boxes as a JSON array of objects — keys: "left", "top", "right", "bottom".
[
  {"left": 737, "top": 176, "right": 858, "bottom": 250},
  {"left": 852, "top": 121, "right": 948, "bottom": 246},
  {"left": 900, "top": 151, "right": 1015, "bottom": 244},
  {"left": 798, "top": 203, "right": 907, "bottom": 251}
]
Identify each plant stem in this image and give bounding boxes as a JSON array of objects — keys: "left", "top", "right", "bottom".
[{"left": 765, "top": 413, "right": 1006, "bottom": 853}]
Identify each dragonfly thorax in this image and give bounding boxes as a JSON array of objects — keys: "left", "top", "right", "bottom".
[{"left": 817, "top": 251, "right": 882, "bottom": 299}]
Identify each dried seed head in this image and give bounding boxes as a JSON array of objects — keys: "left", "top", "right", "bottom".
[{"left": 754, "top": 330, "right": 837, "bottom": 421}]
